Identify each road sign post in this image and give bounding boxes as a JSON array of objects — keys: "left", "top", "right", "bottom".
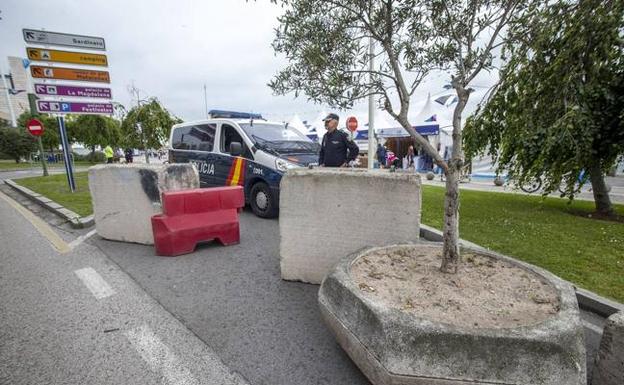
[
  {"left": 26, "top": 117, "right": 49, "bottom": 177},
  {"left": 30, "top": 65, "right": 110, "bottom": 83},
  {"left": 26, "top": 47, "right": 108, "bottom": 66},
  {"left": 37, "top": 100, "right": 113, "bottom": 114},
  {"left": 27, "top": 94, "right": 49, "bottom": 176},
  {"left": 347, "top": 116, "right": 358, "bottom": 141},
  {"left": 57, "top": 116, "right": 75, "bottom": 192},
  {"left": 23, "top": 29, "right": 106, "bottom": 51},
  {"left": 34, "top": 83, "right": 112, "bottom": 99},
  {"left": 22, "top": 29, "right": 113, "bottom": 192},
  {"left": 23, "top": 28, "right": 111, "bottom": 191},
  {"left": 26, "top": 118, "right": 45, "bottom": 136}
]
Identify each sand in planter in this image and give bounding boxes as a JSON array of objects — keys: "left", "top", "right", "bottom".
[{"left": 351, "top": 245, "right": 560, "bottom": 329}]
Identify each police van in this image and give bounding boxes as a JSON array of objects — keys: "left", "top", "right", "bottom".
[{"left": 168, "top": 110, "right": 320, "bottom": 218}]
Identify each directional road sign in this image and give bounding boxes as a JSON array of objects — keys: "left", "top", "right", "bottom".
[
  {"left": 26, "top": 118, "right": 45, "bottom": 136},
  {"left": 31, "top": 65, "right": 110, "bottom": 83},
  {"left": 34, "top": 83, "right": 112, "bottom": 99},
  {"left": 26, "top": 47, "right": 107, "bottom": 66},
  {"left": 23, "top": 29, "right": 106, "bottom": 51},
  {"left": 37, "top": 100, "right": 113, "bottom": 115}
]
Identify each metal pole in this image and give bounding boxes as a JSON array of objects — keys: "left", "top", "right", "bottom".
[
  {"left": 28, "top": 93, "right": 49, "bottom": 176},
  {"left": 57, "top": 115, "right": 75, "bottom": 192},
  {"left": 367, "top": 37, "right": 376, "bottom": 169},
  {"left": 203, "top": 84, "right": 208, "bottom": 119},
  {"left": 36, "top": 137, "right": 49, "bottom": 176},
  {"left": 0, "top": 61, "right": 17, "bottom": 127}
]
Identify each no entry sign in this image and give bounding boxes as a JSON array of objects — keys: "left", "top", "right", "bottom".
[
  {"left": 26, "top": 118, "right": 45, "bottom": 136},
  {"left": 347, "top": 116, "right": 358, "bottom": 132}
]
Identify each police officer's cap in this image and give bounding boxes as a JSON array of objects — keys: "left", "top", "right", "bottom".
[{"left": 322, "top": 113, "right": 339, "bottom": 122}]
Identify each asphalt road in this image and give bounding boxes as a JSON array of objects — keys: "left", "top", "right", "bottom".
[
  {"left": 0, "top": 188, "right": 248, "bottom": 385},
  {"left": 90, "top": 209, "right": 369, "bottom": 385}
]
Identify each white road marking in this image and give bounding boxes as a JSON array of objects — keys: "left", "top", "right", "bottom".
[
  {"left": 74, "top": 267, "right": 116, "bottom": 299},
  {"left": 68, "top": 229, "right": 97, "bottom": 249},
  {"left": 126, "top": 325, "right": 199, "bottom": 385}
]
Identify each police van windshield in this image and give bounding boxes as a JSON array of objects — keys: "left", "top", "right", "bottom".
[{"left": 239, "top": 123, "right": 319, "bottom": 153}]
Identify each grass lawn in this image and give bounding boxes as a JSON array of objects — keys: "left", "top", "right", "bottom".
[
  {"left": 10, "top": 173, "right": 624, "bottom": 302},
  {"left": 0, "top": 159, "right": 96, "bottom": 171},
  {"left": 422, "top": 185, "right": 624, "bottom": 302},
  {"left": 15, "top": 172, "right": 93, "bottom": 217}
]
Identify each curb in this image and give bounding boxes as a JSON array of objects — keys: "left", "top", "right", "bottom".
[
  {"left": 419, "top": 224, "right": 624, "bottom": 318},
  {"left": 4, "top": 179, "right": 94, "bottom": 229}
]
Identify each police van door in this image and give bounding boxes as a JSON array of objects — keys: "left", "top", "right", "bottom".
[
  {"left": 170, "top": 123, "right": 217, "bottom": 186},
  {"left": 214, "top": 123, "right": 253, "bottom": 188}
]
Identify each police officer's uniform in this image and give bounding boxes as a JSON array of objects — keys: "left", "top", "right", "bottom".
[{"left": 318, "top": 113, "right": 360, "bottom": 167}]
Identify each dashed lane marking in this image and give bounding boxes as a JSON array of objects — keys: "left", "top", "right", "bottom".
[
  {"left": 126, "top": 325, "right": 199, "bottom": 385},
  {"left": 74, "top": 267, "right": 116, "bottom": 299},
  {"left": 0, "top": 189, "right": 71, "bottom": 254}
]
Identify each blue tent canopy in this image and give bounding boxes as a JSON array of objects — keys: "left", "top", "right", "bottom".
[{"left": 376, "top": 124, "right": 439, "bottom": 138}]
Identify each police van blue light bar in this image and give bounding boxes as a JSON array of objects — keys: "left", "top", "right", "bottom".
[{"left": 208, "top": 110, "right": 263, "bottom": 119}]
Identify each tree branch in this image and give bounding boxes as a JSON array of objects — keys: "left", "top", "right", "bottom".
[{"left": 465, "top": 0, "right": 520, "bottom": 85}]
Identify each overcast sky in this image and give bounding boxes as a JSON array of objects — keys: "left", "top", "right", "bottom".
[{"left": 1, "top": 0, "right": 497, "bottom": 126}]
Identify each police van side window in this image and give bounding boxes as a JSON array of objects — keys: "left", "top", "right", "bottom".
[
  {"left": 172, "top": 124, "right": 216, "bottom": 151},
  {"left": 221, "top": 124, "right": 252, "bottom": 159}
]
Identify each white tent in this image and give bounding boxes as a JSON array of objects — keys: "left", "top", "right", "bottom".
[
  {"left": 306, "top": 110, "right": 328, "bottom": 142},
  {"left": 288, "top": 114, "right": 308, "bottom": 136}
]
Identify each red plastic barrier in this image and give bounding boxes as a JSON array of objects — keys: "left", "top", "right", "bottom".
[{"left": 151, "top": 186, "right": 244, "bottom": 256}]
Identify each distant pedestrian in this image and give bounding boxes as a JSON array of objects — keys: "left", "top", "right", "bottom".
[
  {"left": 318, "top": 113, "right": 359, "bottom": 167},
  {"left": 376, "top": 143, "right": 387, "bottom": 169},
  {"left": 104, "top": 145, "right": 114, "bottom": 164},
  {"left": 386, "top": 150, "right": 399, "bottom": 168},
  {"left": 406, "top": 145, "right": 415, "bottom": 169},
  {"left": 125, "top": 148, "right": 134, "bottom": 163}
]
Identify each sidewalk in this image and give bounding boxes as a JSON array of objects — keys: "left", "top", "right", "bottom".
[{"left": 420, "top": 174, "right": 624, "bottom": 205}]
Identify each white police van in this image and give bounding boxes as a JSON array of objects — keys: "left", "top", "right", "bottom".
[{"left": 168, "top": 110, "right": 320, "bottom": 218}]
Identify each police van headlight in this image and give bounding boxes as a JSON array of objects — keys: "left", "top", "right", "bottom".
[{"left": 275, "top": 158, "right": 297, "bottom": 172}]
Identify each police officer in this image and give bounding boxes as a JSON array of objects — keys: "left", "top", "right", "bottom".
[{"left": 318, "top": 113, "right": 359, "bottom": 167}]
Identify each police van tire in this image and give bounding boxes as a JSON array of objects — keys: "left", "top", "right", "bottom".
[{"left": 250, "top": 182, "right": 278, "bottom": 218}]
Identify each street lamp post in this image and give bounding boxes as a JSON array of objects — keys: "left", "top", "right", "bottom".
[{"left": 367, "top": 37, "right": 376, "bottom": 169}]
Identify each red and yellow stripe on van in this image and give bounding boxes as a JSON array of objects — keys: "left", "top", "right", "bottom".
[{"left": 226, "top": 157, "right": 246, "bottom": 186}]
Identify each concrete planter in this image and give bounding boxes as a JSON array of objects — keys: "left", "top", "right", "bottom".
[{"left": 319, "top": 243, "right": 586, "bottom": 385}]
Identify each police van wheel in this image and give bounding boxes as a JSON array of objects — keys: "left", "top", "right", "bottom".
[{"left": 250, "top": 182, "right": 277, "bottom": 218}]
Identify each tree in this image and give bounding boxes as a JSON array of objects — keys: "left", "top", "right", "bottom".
[
  {"left": 120, "top": 98, "right": 179, "bottom": 163},
  {"left": 17, "top": 112, "right": 60, "bottom": 152},
  {"left": 269, "top": 0, "right": 531, "bottom": 273},
  {"left": 465, "top": 0, "right": 624, "bottom": 217},
  {"left": 68, "top": 115, "right": 122, "bottom": 155},
  {"left": 0, "top": 120, "right": 36, "bottom": 163}
]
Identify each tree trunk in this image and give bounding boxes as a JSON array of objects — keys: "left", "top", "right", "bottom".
[
  {"left": 588, "top": 163, "right": 614, "bottom": 216},
  {"left": 441, "top": 163, "right": 461, "bottom": 273},
  {"left": 440, "top": 87, "right": 469, "bottom": 274}
]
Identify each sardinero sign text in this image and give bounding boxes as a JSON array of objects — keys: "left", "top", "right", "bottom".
[
  {"left": 23, "top": 29, "right": 106, "bottom": 51},
  {"left": 37, "top": 100, "right": 114, "bottom": 115},
  {"left": 34, "top": 84, "right": 112, "bottom": 99}
]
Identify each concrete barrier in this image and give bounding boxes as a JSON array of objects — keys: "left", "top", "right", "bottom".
[
  {"left": 279, "top": 168, "right": 421, "bottom": 284},
  {"left": 592, "top": 312, "right": 624, "bottom": 385},
  {"left": 89, "top": 164, "right": 199, "bottom": 245}
]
